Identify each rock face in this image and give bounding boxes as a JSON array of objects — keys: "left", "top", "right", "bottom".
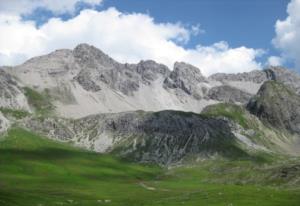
[
  {"left": 247, "top": 81, "right": 300, "bottom": 135},
  {"left": 3, "top": 43, "right": 300, "bottom": 118},
  {"left": 136, "top": 60, "right": 170, "bottom": 84},
  {"left": 74, "top": 71, "right": 101, "bottom": 92},
  {"left": 1, "top": 43, "right": 299, "bottom": 164},
  {"left": 209, "top": 66, "right": 300, "bottom": 95},
  {"left": 24, "top": 110, "right": 243, "bottom": 165},
  {"left": 207, "top": 85, "right": 252, "bottom": 104},
  {"left": 209, "top": 69, "right": 268, "bottom": 84},
  {"left": 73, "top": 44, "right": 140, "bottom": 95},
  {"left": 7, "top": 44, "right": 213, "bottom": 117},
  {"left": 264, "top": 67, "right": 300, "bottom": 95},
  {"left": 0, "top": 69, "right": 30, "bottom": 111},
  {"left": 163, "top": 62, "right": 207, "bottom": 99},
  {"left": 73, "top": 44, "right": 171, "bottom": 96},
  {"left": 79, "top": 111, "right": 241, "bottom": 164},
  {"left": 24, "top": 98, "right": 300, "bottom": 164}
]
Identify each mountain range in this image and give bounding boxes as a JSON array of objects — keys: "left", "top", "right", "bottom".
[{"left": 1, "top": 43, "right": 300, "bottom": 165}]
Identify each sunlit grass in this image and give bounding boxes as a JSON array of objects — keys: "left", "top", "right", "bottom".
[{"left": 0, "top": 128, "right": 299, "bottom": 206}]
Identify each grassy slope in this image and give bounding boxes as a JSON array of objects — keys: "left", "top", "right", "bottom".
[
  {"left": 0, "top": 108, "right": 30, "bottom": 119},
  {"left": 201, "top": 103, "right": 296, "bottom": 154},
  {"left": 201, "top": 103, "right": 250, "bottom": 128},
  {"left": 23, "top": 87, "right": 54, "bottom": 116},
  {"left": 0, "top": 128, "right": 299, "bottom": 206}
]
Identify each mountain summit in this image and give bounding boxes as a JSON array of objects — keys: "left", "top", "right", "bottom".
[
  {"left": 0, "top": 43, "right": 299, "bottom": 164},
  {"left": 3, "top": 43, "right": 299, "bottom": 119}
]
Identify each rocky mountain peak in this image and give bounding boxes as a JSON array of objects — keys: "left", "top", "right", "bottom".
[
  {"left": 136, "top": 60, "right": 170, "bottom": 83},
  {"left": 4, "top": 43, "right": 300, "bottom": 119},
  {"left": 16, "top": 48, "right": 74, "bottom": 71},
  {"left": 73, "top": 44, "right": 143, "bottom": 95},
  {"left": 163, "top": 62, "right": 207, "bottom": 99},
  {"left": 173, "top": 62, "right": 206, "bottom": 81},
  {"left": 73, "top": 43, "right": 103, "bottom": 55},
  {"left": 264, "top": 66, "right": 300, "bottom": 94},
  {"left": 137, "top": 60, "right": 170, "bottom": 75},
  {"left": 207, "top": 85, "right": 252, "bottom": 104},
  {"left": 73, "top": 45, "right": 172, "bottom": 95},
  {"left": 209, "top": 70, "right": 268, "bottom": 83},
  {"left": 73, "top": 43, "right": 120, "bottom": 69},
  {"left": 247, "top": 80, "right": 300, "bottom": 135}
]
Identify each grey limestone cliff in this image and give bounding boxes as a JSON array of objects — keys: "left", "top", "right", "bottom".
[
  {"left": 0, "top": 69, "right": 30, "bottom": 110},
  {"left": 163, "top": 62, "right": 208, "bottom": 99},
  {"left": 247, "top": 81, "right": 300, "bottom": 135},
  {"left": 3, "top": 43, "right": 300, "bottom": 119},
  {"left": 24, "top": 110, "right": 244, "bottom": 165},
  {"left": 207, "top": 85, "right": 253, "bottom": 104}
]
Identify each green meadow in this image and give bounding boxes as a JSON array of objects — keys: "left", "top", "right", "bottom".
[{"left": 0, "top": 128, "right": 299, "bottom": 206}]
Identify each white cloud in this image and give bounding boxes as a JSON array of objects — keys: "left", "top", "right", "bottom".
[
  {"left": 0, "top": 0, "right": 103, "bottom": 15},
  {"left": 273, "top": 0, "right": 300, "bottom": 68},
  {"left": 0, "top": 7, "right": 262, "bottom": 76},
  {"left": 0, "top": 14, "right": 47, "bottom": 67},
  {"left": 267, "top": 56, "right": 283, "bottom": 66},
  {"left": 186, "top": 42, "right": 263, "bottom": 74}
]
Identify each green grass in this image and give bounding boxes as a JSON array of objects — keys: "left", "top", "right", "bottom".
[
  {"left": 0, "top": 108, "right": 30, "bottom": 119},
  {"left": 201, "top": 103, "right": 250, "bottom": 128},
  {"left": 0, "top": 128, "right": 299, "bottom": 206},
  {"left": 199, "top": 103, "right": 297, "bottom": 158},
  {"left": 23, "top": 87, "right": 54, "bottom": 116}
]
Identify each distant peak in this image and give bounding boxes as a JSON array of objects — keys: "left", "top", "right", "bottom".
[
  {"left": 73, "top": 43, "right": 119, "bottom": 67},
  {"left": 74, "top": 43, "right": 93, "bottom": 49},
  {"left": 136, "top": 60, "right": 170, "bottom": 78},
  {"left": 137, "top": 60, "right": 170, "bottom": 71},
  {"left": 73, "top": 43, "right": 105, "bottom": 54},
  {"left": 172, "top": 62, "right": 206, "bottom": 81},
  {"left": 173, "top": 62, "right": 203, "bottom": 76},
  {"left": 138, "top": 60, "right": 159, "bottom": 65},
  {"left": 264, "top": 66, "right": 299, "bottom": 81},
  {"left": 264, "top": 66, "right": 297, "bottom": 75}
]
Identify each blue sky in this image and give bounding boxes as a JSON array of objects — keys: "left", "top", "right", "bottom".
[
  {"left": 1, "top": 0, "right": 300, "bottom": 75},
  {"left": 101, "top": 0, "right": 291, "bottom": 65},
  {"left": 25, "top": 0, "right": 289, "bottom": 54},
  {"left": 103, "top": 0, "right": 288, "bottom": 48}
]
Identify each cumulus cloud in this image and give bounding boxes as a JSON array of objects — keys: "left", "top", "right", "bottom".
[
  {"left": 0, "top": 7, "right": 262, "bottom": 75},
  {"left": 267, "top": 56, "right": 283, "bottom": 66},
  {"left": 185, "top": 42, "right": 263, "bottom": 74},
  {"left": 273, "top": 0, "right": 300, "bottom": 68},
  {"left": 0, "top": 0, "right": 103, "bottom": 15}
]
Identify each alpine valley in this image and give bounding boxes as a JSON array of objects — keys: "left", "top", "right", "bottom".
[{"left": 0, "top": 44, "right": 300, "bottom": 206}]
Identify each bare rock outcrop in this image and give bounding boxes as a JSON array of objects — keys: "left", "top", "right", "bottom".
[
  {"left": 247, "top": 81, "right": 300, "bottom": 135},
  {"left": 24, "top": 110, "right": 242, "bottom": 165},
  {"left": 207, "top": 85, "right": 252, "bottom": 104},
  {"left": 0, "top": 69, "right": 30, "bottom": 111},
  {"left": 3, "top": 43, "right": 300, "bottom": 118},
  {"left": 164, "top": 62, "right": 208, "bottom": 99}
]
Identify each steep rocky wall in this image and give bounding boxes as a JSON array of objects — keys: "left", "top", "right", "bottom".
[
  {"left": 247, "top": 81, "right": 300, "bottom": 135},
  {"left": 23, "top": 110, "right": 244, "bottom": 165}
]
